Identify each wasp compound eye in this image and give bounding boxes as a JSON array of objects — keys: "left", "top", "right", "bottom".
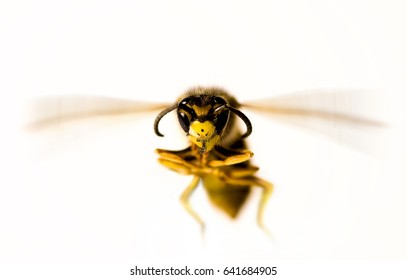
[
  {"left": 177, "top": 111, "right": 190, "bottom": 133},
  {"left": 214, "top": 110, "right": 230, "bottom": 134}
]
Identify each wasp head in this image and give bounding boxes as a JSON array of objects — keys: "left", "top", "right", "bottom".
[
  {"left": 154, "top": 88, "right": 252, "bottom": 153},
  {"left": 176, "top": 95, "right": 230, "bottom": 152}
]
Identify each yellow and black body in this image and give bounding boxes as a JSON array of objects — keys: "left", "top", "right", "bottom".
[{"left": 154, "top": 87, "right": 273, "bottom": 231}]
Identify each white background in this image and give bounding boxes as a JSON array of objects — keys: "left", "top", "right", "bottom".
[{"left": 1, "top": 0, "right": 407, "bottom": 278}]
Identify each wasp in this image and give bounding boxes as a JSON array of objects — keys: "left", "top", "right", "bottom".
[
  {"left": 154, "top": 87, "right": 273, "bottom": 232},
  {"left": 28, "top": 86, "right": 384, "bottom": 232}
]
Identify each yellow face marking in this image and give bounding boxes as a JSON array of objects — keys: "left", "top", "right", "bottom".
[
  {"left": 189, "top": 120, "right": 215, "bottom": 139},
  {"left": 188, "top": 120, "right": 220, "bottom": 152},
  {"left": 191, "top": 105, "right": 211, "bottom": 117}
]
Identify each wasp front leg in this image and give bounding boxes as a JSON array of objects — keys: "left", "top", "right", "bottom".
[
  {"left": 209, "top": 150, "right": 254, "bottom": 167},
  {"left": 156, "top": 148, "right": 197, "bottom": 175}
]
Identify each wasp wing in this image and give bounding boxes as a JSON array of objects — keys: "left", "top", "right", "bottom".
[
  {"left": 241, "top": 89, "right": 389, "bottom": 156},
  {"left": 26, "top": 95, "right": 169, "bottom": 130}
]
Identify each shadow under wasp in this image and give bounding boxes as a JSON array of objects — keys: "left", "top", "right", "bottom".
[{"left": 28, "top": 86, "right": 385, "bottom": 233}]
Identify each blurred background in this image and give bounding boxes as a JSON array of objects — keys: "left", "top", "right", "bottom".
[{"left": 0, "top": 0, "right": 406, "bottom": 265}]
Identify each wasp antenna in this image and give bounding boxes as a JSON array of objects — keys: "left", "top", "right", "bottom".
[
  {"left": 227, "top": 105, "right": 252, "bottom": 138},
  {"left": 154, "top": 103, "right": 178, "bottom": 137}
]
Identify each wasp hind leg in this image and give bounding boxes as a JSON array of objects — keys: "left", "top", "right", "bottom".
[
  {"left": 180, "top": 175, "right": 206, "bottom": 234},
  {"left": 223, "top": 175, "right": 273, "bottom": 235}
]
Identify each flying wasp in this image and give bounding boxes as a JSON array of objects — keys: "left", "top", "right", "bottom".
[
  {"left": 28, "top": 86, "right": 385, "bottom": 232},
  {"left": 154, "top": 87, "right": 272, "bottom": 232}
]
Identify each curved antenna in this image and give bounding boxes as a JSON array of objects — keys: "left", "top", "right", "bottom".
[
  {"left": 154, "top": 103, "right": 178, "bottom": 137},
  {"left": 226, "top": 105, "right": 252, "bottom": 138}
]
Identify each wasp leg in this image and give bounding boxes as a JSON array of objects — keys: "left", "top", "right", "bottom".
[
  {"left": 226, "top": 166, "right": 259, "bottom": 178},
  {"left": 156, "top": 150, "right": 193, "bottom": 166},
  {"left": 180, "top": 176, "right": 205, "bottom": 233},
  {"left": 156, "top": 149, "right": 197, "bottom": 174},
  {"left": 222, "top": 176, "right": 273, "bottom": 234},
  {"left": 253, "top": 177, "right": 274, "bottom": 233},
  {"left": 158, "top": 158, "right": 194, "bottom": 175},
  {"left": 208, "top": 151, "right": 253, "bottom": 167}
]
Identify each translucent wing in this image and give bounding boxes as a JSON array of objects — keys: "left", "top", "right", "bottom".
[
  {"left": 26, "top": 95, "right": 169, "bottom": 130},
  {"left": 241, "top": 89, "right": 389, "bottom": 156}
]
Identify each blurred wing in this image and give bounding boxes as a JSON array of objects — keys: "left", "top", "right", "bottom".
[
  {"left": 26, "top": 95, "right": 169, "bottom": 130},
  {"left": 242, "top": 89, "right": 389, "bottom": 156}
]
